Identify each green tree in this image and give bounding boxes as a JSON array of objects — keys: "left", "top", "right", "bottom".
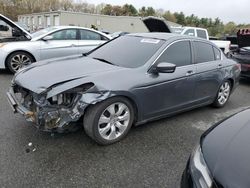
[
  {"left": 101, "top": 4, "right": 112, "bottom": 15},
  {"left": 122, "top": 4, "right": 137, "bottom": 16},
  {"left": 163, "top": 11, "right": 177, "bottom": 23},
  {"left": 223, "top": 22, "right": 237, "bottom": 35},
  {"left": 174, "top": 12, "right": 186, "bottom": 25}
]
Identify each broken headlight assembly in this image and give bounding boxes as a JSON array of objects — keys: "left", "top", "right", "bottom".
[{"left": 47, "top": 83, "right": 94, "bottom": 107}]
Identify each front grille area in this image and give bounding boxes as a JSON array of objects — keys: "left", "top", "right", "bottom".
[{"left": 13, "top": 85, "right": 35, "bottom": 111}]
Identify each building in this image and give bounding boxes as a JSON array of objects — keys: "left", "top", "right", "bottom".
[{"left": 18, "top": 11, "right": 181, "bottom": 33}]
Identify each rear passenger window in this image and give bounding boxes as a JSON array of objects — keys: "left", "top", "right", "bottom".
[
  {"left": 197, "top": 30, "right": 207, "bottom": 39},
  {"left": 213, "top": 47, "right": 221, "bottom": 60},
  {"left": 157, "top": 41, "right": 191, "bottom": 67},
  {"left": 80, "top": 29, "right": 107, "bottom": 40},
  {"left": 194, "top": 42, "right": 215, "bottom": 63}
]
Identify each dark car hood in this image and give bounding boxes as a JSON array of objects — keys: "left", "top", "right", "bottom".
[
  {"left": 14, "top": 56, "right": 122, "bottom": 94},
  {"left": 202, "top": 109, "right": 250, "bottom": 188}
]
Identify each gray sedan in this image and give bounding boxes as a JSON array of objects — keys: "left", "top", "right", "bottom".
[
  {"left": 0, "top": 26, "right": 111, "bottom": 73},
  {"left": 7, "top": 33, "right": 240, "bottom": 145}
]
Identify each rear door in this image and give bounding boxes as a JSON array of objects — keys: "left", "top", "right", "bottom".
[
  {"left": 78, "top": 29, "right": 109, "bottom": 54},
  {"left": 193, "top": 41, "right": 223, "bottom": 102},
  {"left": 39, "top": 28, "right": 78, "bottom": 60}
]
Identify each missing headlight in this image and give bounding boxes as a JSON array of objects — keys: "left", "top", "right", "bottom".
[{"left": 49, "top": 93, "right": 76, "bottom": 106}]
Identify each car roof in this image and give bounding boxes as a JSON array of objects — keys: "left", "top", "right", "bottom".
[{"left": 128, "top": 32, "right": 202, "bottom": 41}]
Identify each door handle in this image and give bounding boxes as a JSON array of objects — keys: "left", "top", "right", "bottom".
[
  {"left": 218, "top": 64, "right": 222, "bottom": 68},
  {"left": 186, "top": 70, "right": 195, "bottom": 76},
  {"left": 71, "top": 44, "right": 76, "bottom": 47}
]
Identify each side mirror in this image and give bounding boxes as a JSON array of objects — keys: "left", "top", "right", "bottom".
[
  {"left": 42, "top": 35, "right": 53, "bottom": 41},
  {"left": 153, "top": 62, "right": 176, "bottom": 73}
]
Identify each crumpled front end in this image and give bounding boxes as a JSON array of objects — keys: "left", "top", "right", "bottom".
[{"left": 6, "top": 83, "right": 112, "bottom": 132}]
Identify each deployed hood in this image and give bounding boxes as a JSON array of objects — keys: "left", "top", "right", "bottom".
[
  {"left": 202, "top": 109, "right": 250, "bottom": 188},
  {"left": 237, "top": 29, "right": 250, "bottom": 48},
  {"left": 142, "top": 17, "right": 172, "bottom": 33},
  {"left": 0, "top": 14, "right": 31, "bottom": 42},
  {"left": 14, "top": 56, "right": 122, "bottom": 94}
]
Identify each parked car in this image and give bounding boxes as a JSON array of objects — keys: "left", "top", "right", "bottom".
[
  {"left": 0, "top": 14, "right": 31, "bottom": 42},
  {"left": 7, "top": 33, "right": 240, "bottom": 145},
  {"left": 0, "top": 25, "right": 111, "bottom": 73},
  {"left": 228, "top": 29, "right": 250, "bottom": 78},
  {"left": 172, "top": 26, "right": 231, "bottom": 54},
  {"left": 181, "top": 108, "right": 250, "bottom": 188}
]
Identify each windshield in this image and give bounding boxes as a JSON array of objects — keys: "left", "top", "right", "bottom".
[
  {"left": 31, "top": 27, "right": 58, "bottom": 38},
  {"left": 88, "top": 35, "right": 165, "bottom": 68}
]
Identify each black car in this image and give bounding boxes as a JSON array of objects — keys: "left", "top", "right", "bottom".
[
  {"left": 229, "top": 29, "right": 250, "bottom": 78},
  {"left": 7, "top": 33, "right": 240, "bottom": 145},
  {"left": 181, "top": 108, "right": 250, "bottom": 188}
]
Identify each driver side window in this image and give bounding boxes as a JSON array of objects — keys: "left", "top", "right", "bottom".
[{"left": 156, "top": 41, "right": 192, "bottom": 67}]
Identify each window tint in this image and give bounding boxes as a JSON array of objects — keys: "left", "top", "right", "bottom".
[
  {"left": 197, "top": 29, "right": 207, "bottom": 39},
  {"left": 213, "top": 47, "right": 221, "bottom": 60},
  {"left": 157, "top": 41, "right": 192, "bottom": 67},
  {"left": 80, "top": 29, "right": 106, "bottom": 40},
  {"left": 183, "top": 29, "right": 195, "bottom": 36},
  {"left": 89, "top": 36, "right": 165, "bottom": 68},
  {"left": 194, "top": 41, "right": 215, "bottom": 63},
  {"left": 51, "top": 29, "right": 77, "bottom": 40}
]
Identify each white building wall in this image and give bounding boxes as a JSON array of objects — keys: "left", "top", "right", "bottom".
[{"left": 18, "top": 11, "right": 179, "bottom": 33}]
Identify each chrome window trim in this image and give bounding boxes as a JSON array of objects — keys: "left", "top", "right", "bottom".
[
  {"left": 148, "top": 39, "right": 192, "bottom": 72},
  {"left": 192, "top": 40, "right": 223, "bottom": 64}
]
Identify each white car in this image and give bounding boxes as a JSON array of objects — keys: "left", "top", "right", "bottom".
[{"left": 0, "top": 25, "right": 111, "bottom": 73}]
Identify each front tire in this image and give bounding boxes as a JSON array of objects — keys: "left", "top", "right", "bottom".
[
  {"left": 83, "top": 97, "right": 134, "bottom": 145},
  {"left": 6, "top": 51, "right": 35, "bottom": 73},
  {"left": 212, "top": 80, "right": 231, "bottom": 108}
]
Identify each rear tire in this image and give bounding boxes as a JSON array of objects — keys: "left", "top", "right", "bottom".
[
  {"left": 6, "top": 51, "right": 35, "bottom": 73},
  {"left": 83, "top": 97, "right": 134, "bottom": 145},
  {"left": 212, "top": 80, "right": 231, "bottom": 108}
]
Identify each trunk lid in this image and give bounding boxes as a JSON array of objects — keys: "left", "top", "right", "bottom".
[{"left": 142, "top": 16, "right": 172, "bottom": 33}]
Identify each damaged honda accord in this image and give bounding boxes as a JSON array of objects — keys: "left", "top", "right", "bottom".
[{"left": 7, "top": 33, "right": 240, "bottom": 145}]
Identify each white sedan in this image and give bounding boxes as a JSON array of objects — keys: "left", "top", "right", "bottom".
[{"left": 0, "top": 26, "right": 111, "bottom": 73}]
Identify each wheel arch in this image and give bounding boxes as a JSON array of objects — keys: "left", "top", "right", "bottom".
[
  {"left": 5, "top": 50, "right": 36, "bottom": 68},
  {"left": 227, "top": 78, "right": 234, "bottom": 90},
  {"left": 83, "top": 94, "right": 140, "bottom": 125}
]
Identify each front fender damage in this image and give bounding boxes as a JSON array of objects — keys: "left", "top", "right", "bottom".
[{"left": 39, "top": 91, "right": 114, "bottom": 132}]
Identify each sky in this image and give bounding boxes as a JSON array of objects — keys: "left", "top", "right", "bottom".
[{"left": 87, "top": 0, "right": 250, "bottom": 24}]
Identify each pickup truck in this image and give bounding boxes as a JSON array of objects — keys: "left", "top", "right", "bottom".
[{"left": 172, "top": 26, "right": 231, "bottom": 54}]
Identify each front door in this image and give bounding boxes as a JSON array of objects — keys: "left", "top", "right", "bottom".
[
  {"left": 135, "top": 40, "right": 197, "bottom": 119},
  {"left": 40, "top": 29, "right": 78, "bottom": 60}
]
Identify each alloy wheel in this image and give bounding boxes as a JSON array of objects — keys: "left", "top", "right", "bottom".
[
  {"left": 10, "top": 54, "right": 32, "bottom": 72},
  {"left": 217, "top": 82, "right": 231, "bottom": 105},
  {"left": 98, "top": 102, "right": 131, "bottom": 140}
]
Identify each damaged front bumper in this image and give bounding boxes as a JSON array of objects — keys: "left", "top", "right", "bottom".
[
  {"left": 6, "top": 85, "right": 89, "bottom": 132},
  {"left": 7, "top": 84, "right": 113, "bottom": 132}
]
